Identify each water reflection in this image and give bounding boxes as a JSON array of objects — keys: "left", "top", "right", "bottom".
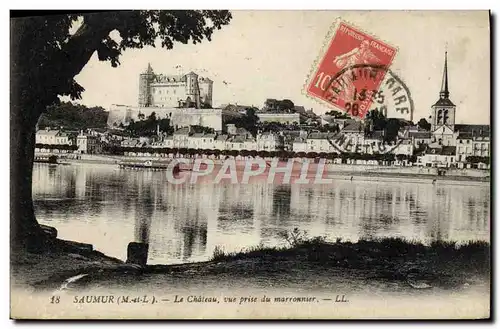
[{"left": 32, "top": 163, "right": 490, "bottom": 265}]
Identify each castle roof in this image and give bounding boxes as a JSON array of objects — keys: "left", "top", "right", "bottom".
[
  {"left": 151, "top": 72, "right": 212, "bottom": 84},
  {"left": 152, "top": 74, "right": 185, "bottom": 83},
  {"left": 142, "top": 63, "right": 154, "bottom": 75}
]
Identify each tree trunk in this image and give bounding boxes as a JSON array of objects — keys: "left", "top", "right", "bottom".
[
  {"left": 10, "top": 104, "right": 44, "bottom": 252},
  {"left": 10, "top": 16, "right": 115, "bottom": 253}
]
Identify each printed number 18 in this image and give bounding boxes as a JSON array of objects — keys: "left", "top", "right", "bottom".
[{"left": 50, "top": 296, "right": 60, "bottom": 304}]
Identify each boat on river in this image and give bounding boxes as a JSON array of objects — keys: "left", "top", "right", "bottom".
[
  {"left": 118, "top": 160, "right": 180, "bottom": 173},
  {"left": 34, "top": 155, "right": 58, "bottom": 164}
]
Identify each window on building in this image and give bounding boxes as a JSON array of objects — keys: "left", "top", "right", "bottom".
[{"left": 443, "top": 110, "right": 449, "bottom": 125}]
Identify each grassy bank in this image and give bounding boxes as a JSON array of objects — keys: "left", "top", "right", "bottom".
[
  {"left": 209, "top": 237, "right": 489, "bottom": 278},
  {"left": 15, "top": 235, "right": 490, "bottom": 292},
  {"left": 143, "top": 236, "right": 490, "bottom": 291}
]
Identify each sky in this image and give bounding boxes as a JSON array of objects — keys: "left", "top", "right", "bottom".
[{"left": 71, "top": 10, "right": 490, "bottom": 124}]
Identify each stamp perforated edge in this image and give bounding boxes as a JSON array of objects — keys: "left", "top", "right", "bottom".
[{"left": 302, "top": 17, "right": 401, "bottom": 121}]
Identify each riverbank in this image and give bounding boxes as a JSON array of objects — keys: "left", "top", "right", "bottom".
[
  {"left": 12, "top": 235, "right": 490, "bottom": 294},
  {"left": 38, "top": 153, "right": 490, "bottom": 183}
]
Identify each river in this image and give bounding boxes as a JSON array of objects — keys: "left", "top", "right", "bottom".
[{"left": 32, "top": 162, "right": 490, "bottom": 265}]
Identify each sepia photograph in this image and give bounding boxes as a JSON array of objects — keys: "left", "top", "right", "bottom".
[{"left": 9, "top": 9, "right": 491, "bottom": 319}]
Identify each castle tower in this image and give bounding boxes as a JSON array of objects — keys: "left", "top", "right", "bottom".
[
  {"left": 200, "top": 78, "right": 214, "bottom": 108},
  {"left": 431, "top": 52, "right": 456, "bottom": 132},
  {"left": 138, "top": 63, "right": 155, "bottom": 107},
  {"left": 185, "top": 71, "right": 200, "bottom": 108}
]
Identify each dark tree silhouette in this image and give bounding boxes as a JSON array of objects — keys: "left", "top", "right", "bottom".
[
  {"left": 38, "top": 101, "right": 109, "bottom": 130},
  {"left": 324, "top": 110, "right": 349, "bottom": 119},
  {"left": 11, "top": 10, "right": 232, "bottom": 250},
  {"left": 417, "top": 118, "right": 432, "bottom": 131},
  {"left": 279, "top": 99, "right": 295, "bottom": 111}
]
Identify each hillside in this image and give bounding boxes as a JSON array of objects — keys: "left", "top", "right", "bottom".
[{"left": 37, "top": 101, "right": 109, "bottom": 131}]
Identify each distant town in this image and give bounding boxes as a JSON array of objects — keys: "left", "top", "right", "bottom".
[{"left": 35, "top": 55, "right": 490, "bottom": 170}]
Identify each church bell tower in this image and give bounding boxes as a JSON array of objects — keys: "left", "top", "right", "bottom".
[{"left": 431, "top": 52, "right": 456, "bottom": 132}]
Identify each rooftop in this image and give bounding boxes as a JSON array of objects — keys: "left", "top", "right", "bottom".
[
  {"left": 428, "top": 146, "right": 456, "bottom": 156},
  {"left": 454, "top": 124, "right": 490, "bottom": 137},
  {"left": 308, "top": 132, "right": 337, "bottom": 140},
  {"left": 36, "top": 129, "right": 60, "bottom": 136},
  {"left": 365, "top": 130, "right": 385, "bottom": 140},
  {"left": 230, "top": 135, "right": 255, "bottom": 143},
  {"left": 342, "top": 121, "right": 364, "bottom": 133},
  {"left": 408, "top": 131, "right": 432, "bottom": 139},
  {"left": 173, "top": 127, "right": 190, "bottom": 135},
  {"left": 293, "top": 137, "right": 306, "bottom": 143},
  {"left": 432, "top": 98, "right": 456, "bottom": 107}
]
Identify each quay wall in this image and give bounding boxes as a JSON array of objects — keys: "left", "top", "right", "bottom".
[{"left": 37, "top": 152, "right": 490, "bottom": 180}]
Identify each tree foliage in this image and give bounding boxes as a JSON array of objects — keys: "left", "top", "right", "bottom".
[
  {"left": 225, "top": 107, "right": 260, "bottom": 136},
  {"left": 324, "top": 110, "right": 349, "bottom": 119},
  {"left": 365, "top": 109, "right": 387, "bottom": 131},
  {"left": 10, "top": 10, "right": 232, "bottom": 247},
  {"left": 124, "top": 112, "right": 175, "bottom": 137},
  {"left": 264, "top": 99, "right": 295, "bottom": 112},
  {"left": 12, "top": 10, "right": 233, "bottom": 116},
  {"left": 364, "top": 109, "right": 405, "bottom": 142},
  {"left": 38, "top": 101, "right": 108, "bottom": 130},
  {"left": 417, "top": 118, "right": 432, "bottom": 131}
]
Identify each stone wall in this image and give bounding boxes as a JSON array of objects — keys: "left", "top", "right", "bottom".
[{"left": 107, "top": 105, "right": 241, "bottom": 131}]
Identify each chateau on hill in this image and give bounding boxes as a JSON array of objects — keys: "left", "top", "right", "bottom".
[{"left": 138, "top": 63, "right": 213, "bottom": 109}]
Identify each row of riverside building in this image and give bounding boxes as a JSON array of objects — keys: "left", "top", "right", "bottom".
[{"left": 35, "top": 52, "right": 490, "bottom": 168}]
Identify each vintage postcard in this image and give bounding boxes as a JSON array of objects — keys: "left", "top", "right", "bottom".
[{"left": 10, "top": 10, "right": 491, "bottom": 319}]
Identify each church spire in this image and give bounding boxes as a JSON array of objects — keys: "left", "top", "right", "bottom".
[{"left": 440, "top": 51, "right": 449, "bottom": 99}]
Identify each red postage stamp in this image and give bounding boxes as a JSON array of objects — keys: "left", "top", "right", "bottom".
[{"left": 306, "top": 21, "right": 398, "bottom": 119}]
